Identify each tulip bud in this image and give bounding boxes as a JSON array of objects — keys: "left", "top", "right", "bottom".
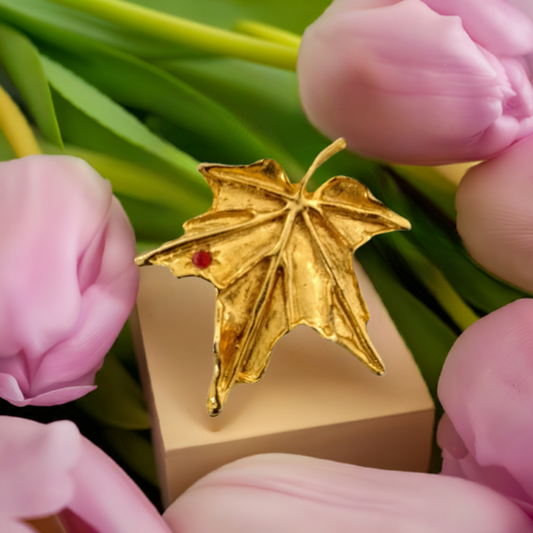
[
  {"left": 456, "top": 135, "right": 533, "bottom": 293},
  {"left": 0, "top": 155, "right": 139, "bottom": 406},
  {"left": 438, "top": 300, "right": 533, "bottom": 519},
  {"left": 298, "top": 0, "right": 533, "bottom": 165},
  {"left": 164, "top": 453, "right": 533, "bottom": 532},
  {"left": 0, "top": 416, "right": 173, "bottom": 532}
]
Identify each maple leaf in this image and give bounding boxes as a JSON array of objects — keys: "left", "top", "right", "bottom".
[{"left": 136, "top": 139, "right": 410, "bottom": 416}]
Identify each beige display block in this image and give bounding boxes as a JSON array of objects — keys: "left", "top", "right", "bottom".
[{"left": 131, "top": 262, "right": 434, "bottom": 508}]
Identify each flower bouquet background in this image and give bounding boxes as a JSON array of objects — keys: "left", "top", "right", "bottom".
[{"left": 1, "top": 0, "right": 533, "bottom": 531}]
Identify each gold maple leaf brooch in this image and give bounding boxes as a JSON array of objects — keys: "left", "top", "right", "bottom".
[{"left": 136, "top": 139, "right": 410, "bottom": 416}]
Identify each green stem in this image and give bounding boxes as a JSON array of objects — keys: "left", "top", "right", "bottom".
[
  {"left": 0, "top": 84, "right": 40, "bottom": 157},
  {"left": 234, "top": 20, "right": 301, "bottom": 49},
  {"left": 45, "top": 0, "right": 298, "bottom": 70},
  {"left": 400, "top": 240, "right": 479, "bottom": 331},
  {"left": 393, "top": 164, "right": 457, "bottom": 220}
]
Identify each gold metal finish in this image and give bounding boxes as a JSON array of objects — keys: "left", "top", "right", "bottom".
[{"left": 136, "top": 139, "right": 410, "bottom": 416}]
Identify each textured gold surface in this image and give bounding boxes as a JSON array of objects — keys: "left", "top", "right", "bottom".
[{"left": 136, "top": 139, "right": 410, "bottom": 416}]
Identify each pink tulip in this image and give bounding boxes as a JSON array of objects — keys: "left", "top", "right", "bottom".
[
  {"left": 164, "top": 454, "right": 533, "bottom": 532},
  {"left": 0, "top": 416, "right": 173, "bottom": 533},
  {"left": 456, "top": 135, "right": 533, "bottom": 292},
  {"left": 298, "top": 0, "right": 533, "bottom": 165},
  {"left": 438, "top": 299, "right": 533, "bottom": 519},
  {"left": 0, "top": 155, "right": 138, "bottom": 406}
]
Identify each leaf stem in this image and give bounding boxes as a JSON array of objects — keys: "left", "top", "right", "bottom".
[
  {"left": 234, "top": 20, "right": 301, "bottom": 49},
  {"left": 45, "top": 0, "right": 298, "bottom": 70},
  {"left": 300, "top": 138, "right": 346, "bottom": 191},
  {"left": 0, "top": 84, "right": 40, "bottom": 157}
]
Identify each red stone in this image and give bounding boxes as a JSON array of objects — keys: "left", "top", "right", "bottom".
[{"left": 192, "top": 250, "right": 212, "bottom": 269}]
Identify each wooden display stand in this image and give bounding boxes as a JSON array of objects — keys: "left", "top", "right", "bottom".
[{"left": 131, "top": 261, "right": 434, "bottom": 508}]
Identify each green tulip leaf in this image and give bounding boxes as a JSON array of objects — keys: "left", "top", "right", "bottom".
[
  {"left": 0, "top": 23, "right": 62, "bottom": 147},
  {"left": 393, "top": 165, "right": 457, "bottom": 221},
  {"left": 47, "top": 90, "right": 199, "bottom": 187},
  {"left": 42, "top": 0, "right": 298, "bottom": 70},
  {"left": 38, "top": 38, "right": 289, "bottom": 167},
  {"left": 0, "top": 4, "right": 303, "bottom": 169},
  {"left": 357, "top": 243, "right": 457, "bottom": 404},
  {"left": 41, "top": 138, "right": 209, "bottom": 215},
  {"left": 0, "top": 123, "right": 16, "bottom": 160},
  {"left": 370, "top": 166, "right": 532, "bottom": 314},
  {"left": 111, "top": 0, "right": 328, "bottom": 35},
  {"left": 162, "top": 57, "right": 330, "bottom": 179},
  {"left": 118, "top": 195, "right": 194, "bottom": 242},
  {"left": 40, "top": 54, "right": 204, "bottom": 187},
  {"left": 76, "top": 351, "right": 151, "bottom": 431},
  {"left": 0, "top": 0, "right": 184, "bottom": 58},
  {"left": 0, "top": 0, "right": 328, "bottom": 58},
  {"left": 102, "top": 427, "right": 159, "bottom": 486}
]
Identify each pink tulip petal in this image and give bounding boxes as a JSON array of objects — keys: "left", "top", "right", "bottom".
[
  {"left": 0, "top": 417, "right": 175, "bottom": 532},
  {"left": 29, "top": 199, "right": 138, "bottom": 395},
  {"left": 319, "top": 0, "right": 401, "bottom": 15},
  {"left": 436, "top": 413, "right": 468, "bottom": 460},
  {"left": 0, "top": 156, "right": 110, "bottom": 359},
  {"left": 0, "top": 155, "right": 139, "bottom": 405},
  {"left": 2, "top": 385, "right": 97, "bottom": 408},
  {"left": 510, "top": 0, "right": 533, "bottom": 23},
  {"left": 59, "top": 509, "right": 100, "bottom": 533},
  {"left": 67, "top": 438, "right": 173, "bottom": 533},
  {"left": 500, "top": 58, "right": 533, "bottom": 120},
  {"left": 423, "top": 0, "right": 533, "bottom": 56},
  {"left": 0, "top": 417, "right": 81, "bottom": 518},
  {"left": 0, "top": 372, "right": 98, "bottom": 407},
  {"left": 298, "top": 0, "right": 522, "bottom": 164},
  {"left": 164, "top": 454, "right": 533, "bottom": 533},
  {"left": 441, "top": 447, "right": 533, "bottom": 518},
  {"left": 297, "top": 0, "right": 533, "bottom": 164},
  {"left": 438, "top": 300, "right": 533, "bottom": 515},
  {"left": 1, "top": 520, "right": 37, "bottom": 533},
  {"left": 456, "top": 135, "right": 533, "bottom": 292},
  {"left": 0, "top": 374, "right": 25, "bottom": 404},
  {"left": 0, "top": 357, "right": 29, "bottom": 396},
  {"left": 31, "top": 276, "right": 137, "bottom": 395}
]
